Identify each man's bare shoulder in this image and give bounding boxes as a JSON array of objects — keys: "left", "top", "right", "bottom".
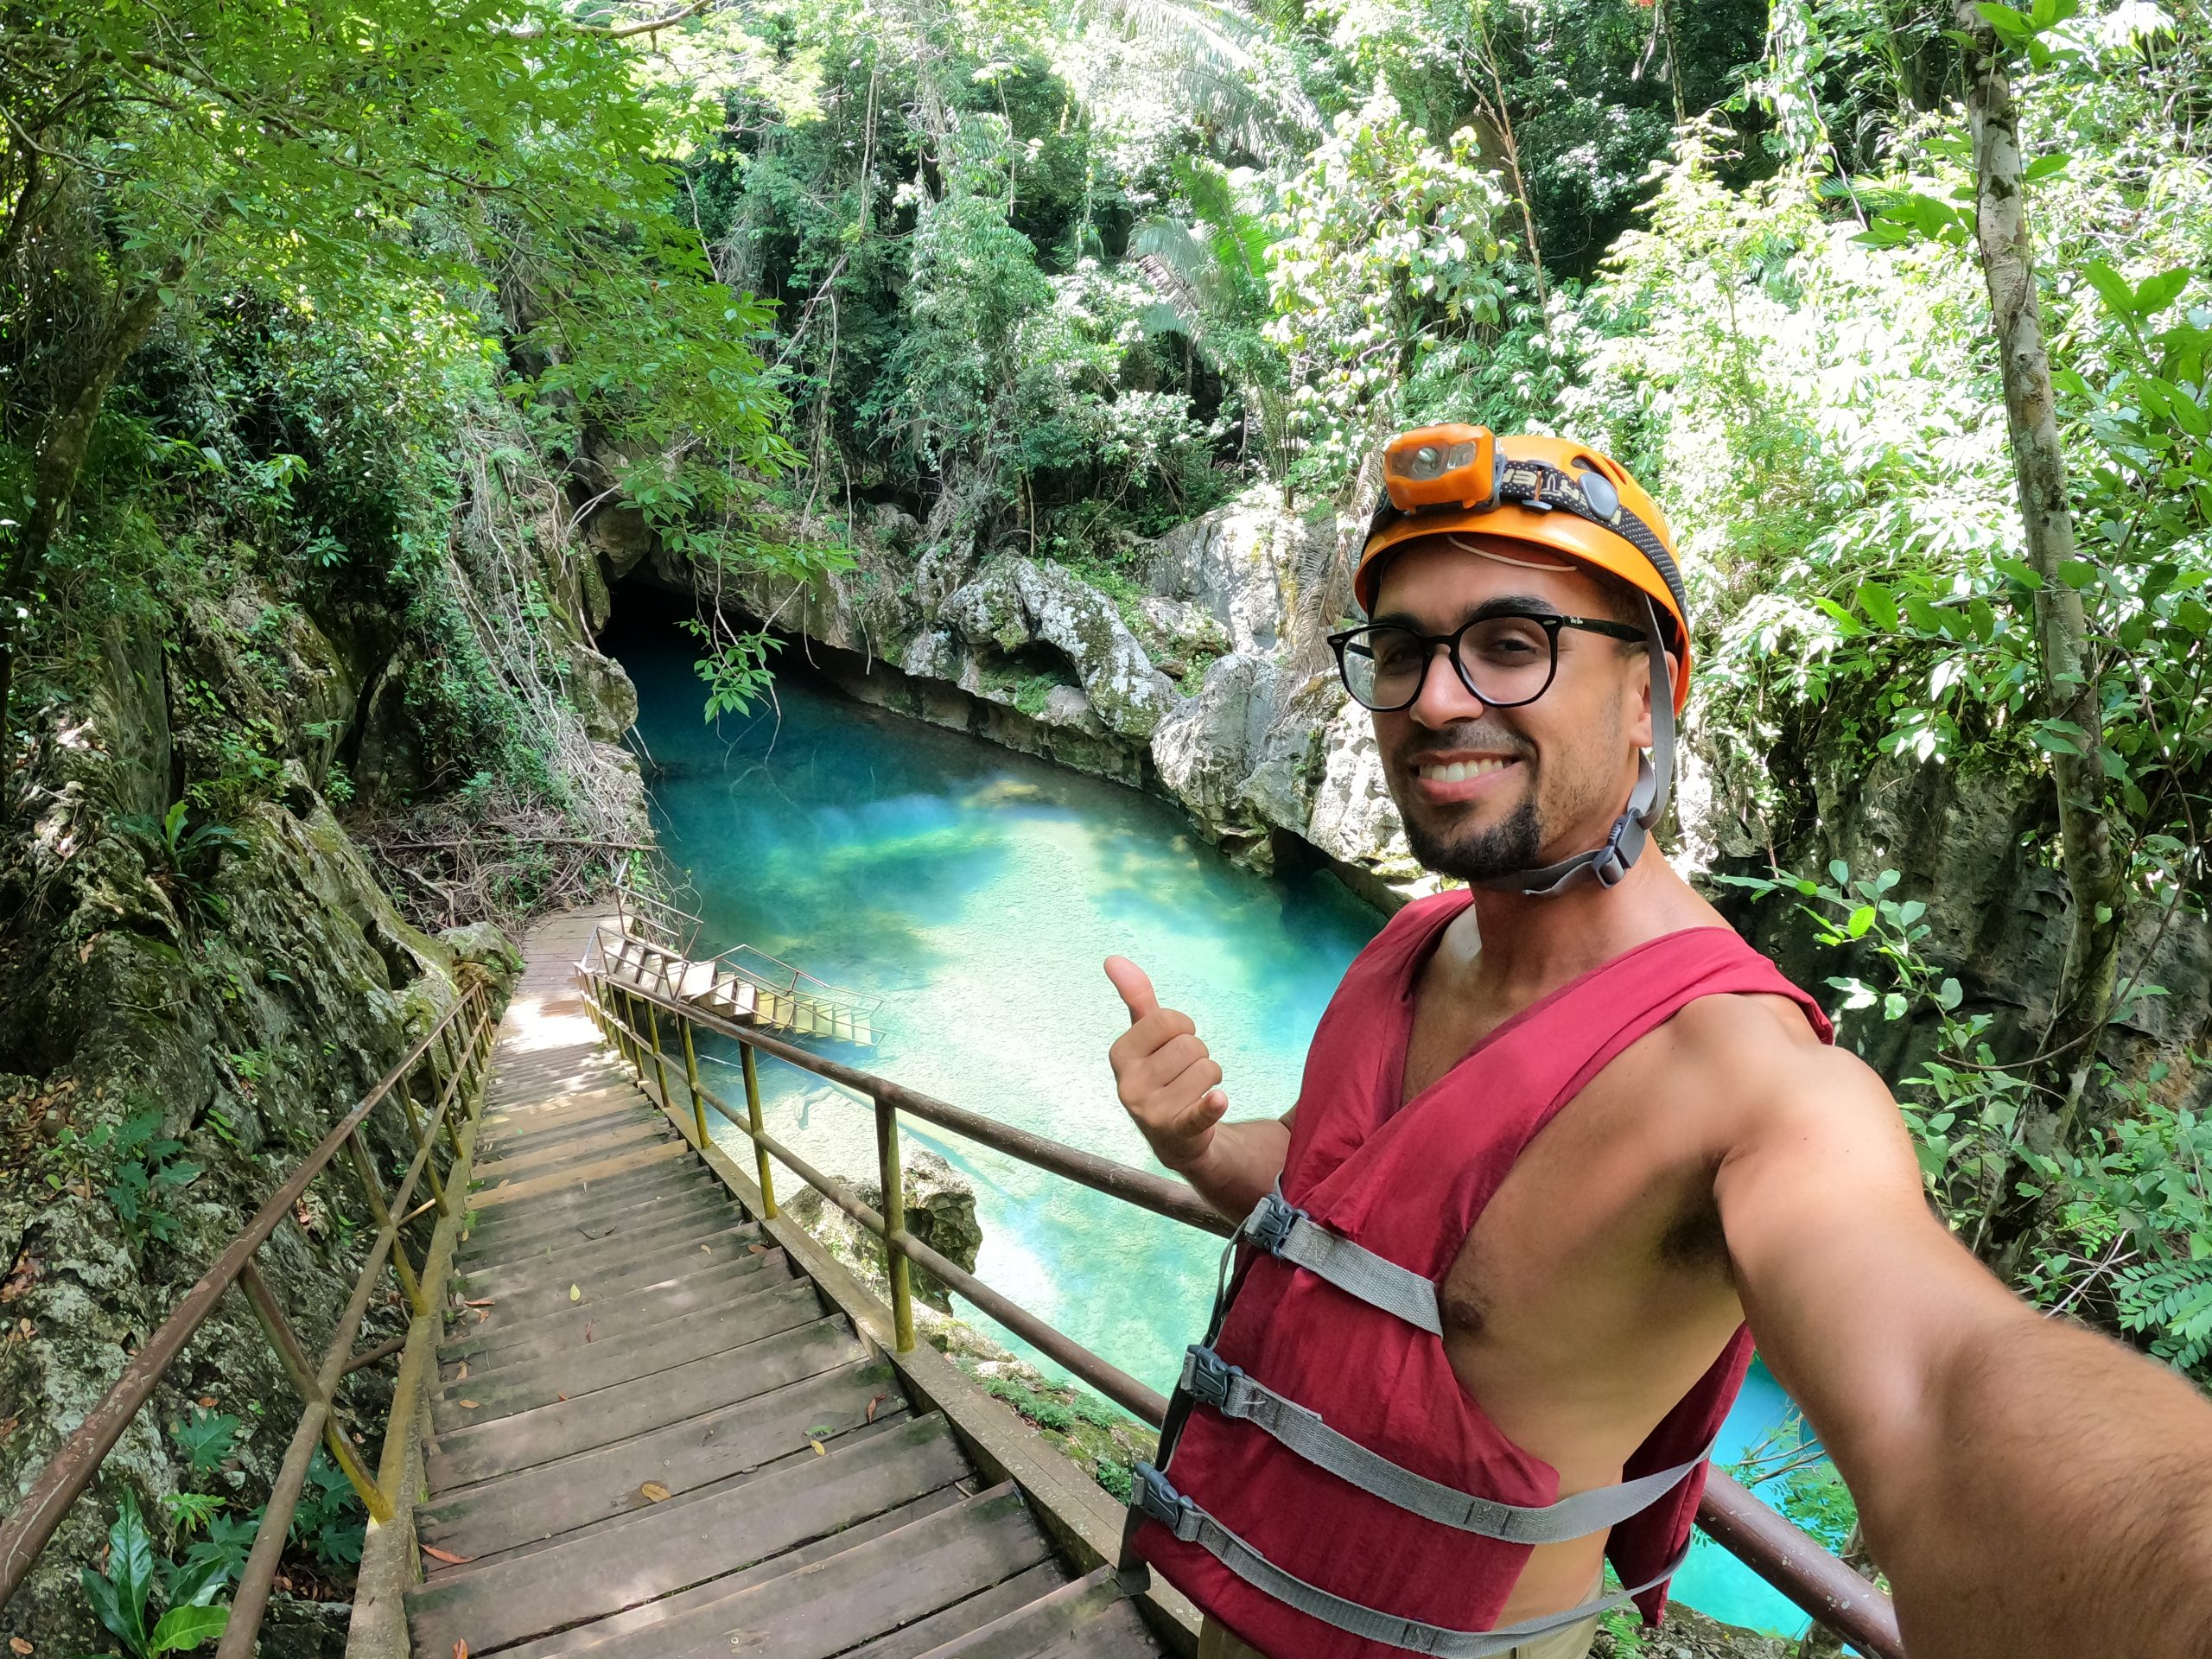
[{"left": 1636, "top": 986, "right": 1910, "bottom": 1159}]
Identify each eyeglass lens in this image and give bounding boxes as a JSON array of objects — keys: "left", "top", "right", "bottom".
[{"left": 1338, "top": 616, "right": 1556, "bottom": 711}]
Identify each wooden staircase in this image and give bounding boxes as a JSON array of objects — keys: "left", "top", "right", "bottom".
[{"left": 399, "top": 914, "right": 1160, "bottom": 1659}]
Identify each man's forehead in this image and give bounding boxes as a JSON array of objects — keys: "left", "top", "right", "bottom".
[{"left": 1370, "top": 534, "right": 1605, "bottom": 618}]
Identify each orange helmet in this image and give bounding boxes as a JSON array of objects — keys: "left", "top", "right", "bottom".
[{"left": 1353, "top": 428, "right": 1689, "bottom": 711}]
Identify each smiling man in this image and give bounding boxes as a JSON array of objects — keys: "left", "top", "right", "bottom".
[{"left": 1102, "top": 429, "right": 2212, "bottom": 1659}]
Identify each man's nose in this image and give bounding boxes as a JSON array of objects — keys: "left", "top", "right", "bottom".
[{"left": 1409, "top": 641, "right": 1490, "bottom": 728}]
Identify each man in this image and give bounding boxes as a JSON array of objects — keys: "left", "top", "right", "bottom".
[{"left": 1103, "top": 428, "right": 2212, "bottom": 1659}]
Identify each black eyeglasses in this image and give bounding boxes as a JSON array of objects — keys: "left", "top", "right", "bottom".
[{"left": 1327, "top": 610, "right": 1646, "bottom": 713}]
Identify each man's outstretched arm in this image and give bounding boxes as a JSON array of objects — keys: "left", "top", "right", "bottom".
[{"left": 1715, "top": 1036, "right": 2212, "bottom": 1658}]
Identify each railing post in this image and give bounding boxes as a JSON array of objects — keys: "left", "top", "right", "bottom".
[
  {"left": 679, "top": 1014, "right": 709, "bottom": 1150},
  {"left": 741, "top": 1043, "right": 776, "bottom": 1218},
  {"left": 235, "top": 1260, "right": 392, "bottom": 1523},
  {"left": 642, "top": 997, "right": 673, "bottom": 1108},
  {"left": 395, "top": 1073, "right": 451, "bottom": 1214},
  {"left": 615, "top": 987, "right": 644, "bottom": 1072},
  {"left": 874, "top": 1095, "right": 916, "bottom": 1354},
  {"left": 345, "top": 1130, "right": 427, "bottom": 1315}
]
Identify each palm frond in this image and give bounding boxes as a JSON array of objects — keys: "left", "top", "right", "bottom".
[{"left": 1074, "top": 0, "right": 1322, "bottom": 150}]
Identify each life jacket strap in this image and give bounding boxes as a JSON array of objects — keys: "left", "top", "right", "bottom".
[
  {"left": 1135, "top": 1465, "right": 1694, "bottom": 1658},
  {"left": 1243, "top": 1188, "right": 1442, "bottom": 1337},
  {"left": 1180, "top": 1344, "right": 1716, "bottom": 1544}
]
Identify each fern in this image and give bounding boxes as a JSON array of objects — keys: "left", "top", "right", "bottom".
[{"left": 2113, "top": 1259, "right": 2212, "bottom": 1372}]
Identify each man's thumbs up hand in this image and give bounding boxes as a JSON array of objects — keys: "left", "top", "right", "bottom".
[{"left": 1104, "top": 956, "right": 1229, "bottom": 1173}]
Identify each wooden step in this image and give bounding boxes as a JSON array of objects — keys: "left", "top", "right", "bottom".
[
  {"left": 452, "top": 1242, "right": 785, "bottom": 1330},
  {"left": 417, "top": 1359, "right": 906, "bottom": 1560},
  {"left": 437, "top": 1256, "right": 787, "bottom": 1371},
  {"left": 429, "top": 1316, "right": 866, "bottom": 1488},
  {"left": 431, "top": 1278, "right": 826, "bottom": 1428},
  {"left": 406, "top": 1415, "right": 975, "bottom": 1656},
  {"left": 911, "top": 1567, "right": 1149, "bottom": 1659}
]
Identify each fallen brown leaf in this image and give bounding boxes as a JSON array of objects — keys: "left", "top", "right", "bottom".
[
  {"left": 454, "top": 1642, "right": 469, "bottom": 1659},
  {"left": 865, "top": 1393, "right": 888, "bottom": 1424},
  {"left": 462, "top": 1298, "right": 496, "bottom": 1307},
  {"left": 747, "top": 1243, "right": 766, "bottom": 1255},
  {"left": 456, "top": 1399, "right": 480, "bottom": 1408},
  {"left": 456, "top": 1361, "right": 468, "bottom": 1380},
  {"left": 196, "top": 1395, "right": 217, "bottom": 1409},
  {"left": 639, "top": 1482, "right": 671, "bottom": 1503},
  {"left": 12, "top": 1633, "right": 35, "bottom": 1654},
  {"left": 422, "top": 1545, "right": 475, "bottom": 1566},
  {"left": 583, "top": 1321, "right": 594, "bottom": 1344}
]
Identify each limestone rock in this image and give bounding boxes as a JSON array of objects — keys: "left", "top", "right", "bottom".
[
  {"left": 1151, "top": 654, "right": 1281, "bottom": 844},
  {"left": 1592, "top": 1602, "right": 1792, "bottom": 1659},
  {"left": 568, "top": 646, "right": 639, "bottom": 742},
  {"left": 1146, "top": 488, "right": 1331, "bottom": 655},
  {"left": 785, "top": 1149, "right": 982, "bottom": 1314},
  {"left": 1131, "top": 595, "right": 1232, "bottom": 683},
  {"left": 1305, "top": 695, "right": 1419, "bottom": 879},
  {"left": 941, "top": 556, "right": 1177, "bottom": 741}
]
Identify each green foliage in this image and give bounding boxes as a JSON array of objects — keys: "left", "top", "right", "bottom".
[
  {"left": 1266, "top": 90, "right": 1514, "bottom": 486},
  {"left": 41, "top": 1109, "right": 206, "bottom": 1248},
  {"left": 168, "top": 1409, "right": 242, "bottom": 1477},
  {"left": 111, "top": 805, "right": 250, "bottom": 929},
  {"left": 289, "top": 1449, "right": 366, "bottom": 1574},
  {"left": 101, "top": 1112, "right": 207, "bottom": 1249},
  {"left": 78, "top": 1491, "right": 230, "bottom": 1659}
]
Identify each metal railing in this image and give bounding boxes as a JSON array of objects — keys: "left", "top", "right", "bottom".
[
  {"left": 0, "top": 979, "right": 500, "bottom": 1655},
  {"left": 573, "top": 908, "right": 1904, "bottom": 1659},
  {"left": 594, "top": 912, "right": 882, "bottom": 1044}
]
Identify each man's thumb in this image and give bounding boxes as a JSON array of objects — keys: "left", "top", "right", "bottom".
[{"left": 1103, "top": 956, "right": 1159, "bottom": 1025}]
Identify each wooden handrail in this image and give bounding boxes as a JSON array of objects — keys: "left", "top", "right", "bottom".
[{"left": 0, "top": 981, "right": 500, "bottom": 1640}]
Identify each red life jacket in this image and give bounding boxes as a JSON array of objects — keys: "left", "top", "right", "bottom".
[{"left": 1130, "top": 893, "right": 1833, "bottom": 1659}]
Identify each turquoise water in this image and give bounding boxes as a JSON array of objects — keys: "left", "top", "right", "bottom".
[{"left": 609, "top": 612, "right": 1821, "bottom": 1637}]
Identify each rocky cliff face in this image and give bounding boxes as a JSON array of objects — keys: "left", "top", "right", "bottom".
[
  {"left": 659, "top": 486, "right": 1431, "bottom": 906},
  {"left": 0, "top": 534, "right": 633, "bottom": 1654}
]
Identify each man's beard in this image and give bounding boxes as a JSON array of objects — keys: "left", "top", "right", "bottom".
[
  {"left": 1388, "top": 722, "right": 1546, "bottom": 881},
  {"left": 1401, "top": 791, "right": 1544, "bottom": 882}
]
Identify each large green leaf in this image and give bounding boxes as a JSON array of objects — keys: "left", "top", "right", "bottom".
[
  {"left": 149, "top": 1605, "right": 230, "bottom": 1655},
  {"left": 107, "top": 1492, "right": 156, "bottom": 1656}
]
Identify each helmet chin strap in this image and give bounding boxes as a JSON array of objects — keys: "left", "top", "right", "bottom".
[{"left": 1472, "top": 595, "right": 1676, "bottom": 897}]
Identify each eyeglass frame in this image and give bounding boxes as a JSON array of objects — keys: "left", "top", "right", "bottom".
[{"left": 1326, "top": 608, "right": 1650, "bottom": 714}]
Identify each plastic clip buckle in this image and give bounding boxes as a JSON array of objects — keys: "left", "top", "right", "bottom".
[
  {"left": 1135, "top": 1464, "right": 1197, "bottom": 1538},
  {"left": 1182, "top": 1344, "right": 1239, "bottom": 1409},
  {"left": 1247, "top": 1193, "right": 1300, "bottom": 1257}
]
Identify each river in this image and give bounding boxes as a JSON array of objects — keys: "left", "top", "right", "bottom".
[{"left": 607, "top": 609, "right": 1822, "bottom": 1637}]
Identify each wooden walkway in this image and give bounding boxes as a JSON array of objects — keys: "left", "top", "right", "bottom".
[{"left": 401, "top": 914, "right": 1162, "bottom": 1659}]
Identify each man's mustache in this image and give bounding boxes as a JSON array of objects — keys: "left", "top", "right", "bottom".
[{"left": 1393, "top": 723, "right": 1535, "bottom": 766}]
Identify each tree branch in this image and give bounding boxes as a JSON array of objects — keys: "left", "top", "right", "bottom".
[{"left": 506, "top": 0, "right": 712, "bottom": 41}]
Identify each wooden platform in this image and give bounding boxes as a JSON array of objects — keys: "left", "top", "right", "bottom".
[{"left": 401, "top": 912, "right": 1160, "bottom": 1659}]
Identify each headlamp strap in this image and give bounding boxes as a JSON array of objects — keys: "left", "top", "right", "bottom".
[{"left": 1473, "top": 595, "right": 1676, "bottom": 898}]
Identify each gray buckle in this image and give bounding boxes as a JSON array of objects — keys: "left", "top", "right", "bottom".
[
  {"left": 1135, "top": 1464, "right": 1197, "bottom": 1540},
  {"left": 1246, "top": 1192, "right": 1301, "bottom": 1257},
  {"left": 1182, "top": 1344, "right": 1240, "bottom": 1409}
]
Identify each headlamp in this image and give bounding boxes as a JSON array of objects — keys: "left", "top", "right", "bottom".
[{"left": 1382, "top": 424, "right": 1497, "bottom": 512}]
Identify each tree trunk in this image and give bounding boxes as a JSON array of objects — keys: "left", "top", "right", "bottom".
[
  {"left": 1956, "top": 9, "right": 2126, "bottom": 1164},
  {"left": 1467, "top": 14, "right": 1548, "bottom": 312},
  {"left": 0, "top": 254, "right": 184, "bottom": 748}
]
